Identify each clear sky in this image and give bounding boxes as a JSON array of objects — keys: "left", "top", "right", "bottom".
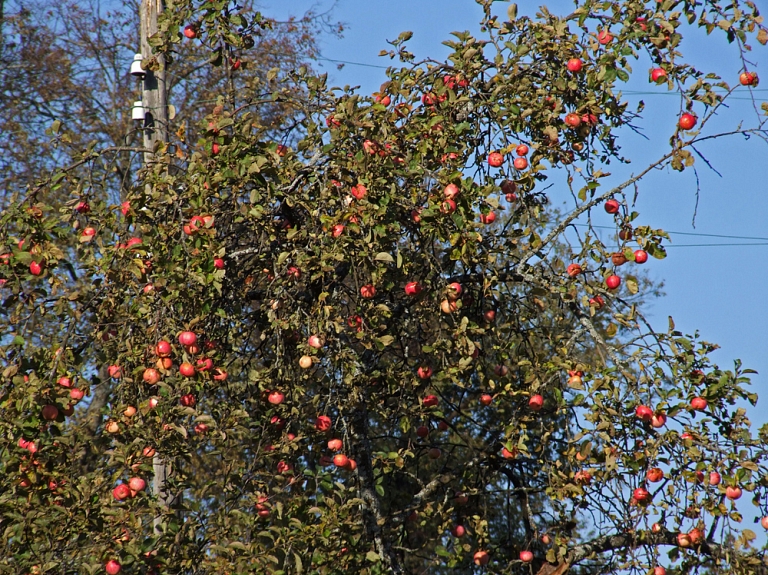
[{"left": 261, "top": 0, "right": 768, "bottom": 421}]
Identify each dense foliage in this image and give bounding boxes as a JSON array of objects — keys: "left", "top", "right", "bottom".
[{"left": 1, "top": 0, "right": 768, "bottom": 574}]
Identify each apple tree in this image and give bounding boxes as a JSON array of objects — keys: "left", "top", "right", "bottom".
[{"left": 1, "top": 0, "right": 768, "bottom": 574}]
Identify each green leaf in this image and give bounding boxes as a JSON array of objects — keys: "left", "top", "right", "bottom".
[{"left": 375, "top": 252, "right": 394, "bottom": 263}]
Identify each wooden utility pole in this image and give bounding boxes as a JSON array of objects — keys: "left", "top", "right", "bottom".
[{"left": 139, "top": 0, "right": 171, "bottom": 530}]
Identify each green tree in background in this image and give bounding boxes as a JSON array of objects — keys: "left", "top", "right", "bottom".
[{"left": 1, "top": 1, "right": 767, "bottom": 574}]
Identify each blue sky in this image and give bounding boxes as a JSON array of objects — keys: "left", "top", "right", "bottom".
[{"left": 261, "top": 0, "right": 768, "bottom": 419}]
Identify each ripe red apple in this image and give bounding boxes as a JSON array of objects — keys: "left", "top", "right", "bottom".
[
  {"left": 423, "top": 394, "right": 439, "bottom": 408},
  {"left": 740, "top": 71, "right": 759, "bottom": 86},
  {"left": 634, "top": 249, "right": 648, "bottom": 264},
  {"left": 105, "top": 560, "right": 122, "bottom": 575},
  {"left": 725, "top": 485, "right": 742, "bottom": 500},
  {"left": 651, "top": 412, "right": 667, "bottom": 428},
  {"left": 654, "top": 567, "right": 666, "bottom": 575},
  {"left": 428, "top": 447, "right": 441, "bottom": 459},
  {"left": 454, "top": 492, "right": 469, "bottom": 505},
  {"left": 501, "top": 447, "right": 517, "bottom": 459},
  {"left": 75, "top": 200, "right": 90, "bottom": 213},
  {"left": 689, "top": 527, "right": 704, "bottom": 545},
  {"left": 597, "top": 30, "right": 613, "bottom": 44},
  {"left": 604, "top": 199, "right": 620, "bottom": 214},
  {"left": 677, "top": 532, "right": 692, "bottom": 547},
  {"left": 651, "top": 68, "right": 667, "bottom": 82},
  {"left": 57, "top": 376, "right": 72, "bottom": 388},
  {"left": 438, "top": 420, "right": 449, "bottom": 431},
  {"left": 487, "top": 152, "right": 504, "bottom": 167},
  {"left": 440, "top": 199, "right": 457, "bottom": 214},
  {"left": 270, "top": 416, "right": 285, "bottom": 430},
  {"left": 180, "top": 394, "right": 196, "bottom": 407},
  {"left": 333, "top": 453, "right": 349, "bottom": 468},
  {"left": 287, "top": 266, "right": 302, "bottom": 280},
  {"left": 528, "top": 394, "right": 544, "bottom": 411},
  {"left": 417, "top": 366, "right": 433, "bottom": 380},
  {"left": 405, "top": 281, "right": 423, "bottom": 296},
  {"left": 761, "top": 516, "right": 768, "bottom": 529},
  {"left": 276, "top": 461, "right": 292, "bottom": 474},
  {"left": 156, "top": 340, "right": 172, "bottom": 357},
  {"left": 183, "top": 25, "right": 197, "bottom": 39},
  {"left": 541, "top": 534, "right": 552, "bottom": 545},
  {"left": 446, "top": 282, "right": 463, "bottom": 300},
  {"left": 268, "top": 391, "right": 284, "bottom": 405},
  {"left": 589, "top": 295, "right": 605, "bottom": 308},
  {"left": 443, "top": 183, "right": 460, "bottom": 199},
  {"left": 513, "top": 156, "right": 528, "bottom": 170},
  {"left": 360, "top": 284, "right": 376, "bottom": 299},
  {"left": 451, "top": 525, "right": 466, "bottom": 538},
  {"left": 635, "top": 405, "right": 653, "bottom": 422},
  {"left": 605, "top": 275, "right": 621, "bottom": 289},
  {"left": 29, "top": 261, "right": 43, "bottom": 276},
  {"left": 81, "top": 227, "right": 96, "bottom": 238},
  {"left": 328, "top": 438, "right": 343, "bottom": 451},
  {"left": 70, "top": 388, "right": 84, "bottom": 402},
  {"left": 128, "top": 477, "right": 146, "bottom": 494},
  {"left": 416, "top": 425, "right": 429, "bottom": 438},
  {"left": 480, "top": 211, "right": 496, "bottom": 224},
  {"left": 690, "top": 396, "right": 708, "bottom": 411},
  {"left": 148, "top": 397, "right": 159, "bottom": 409},
  {"left": 647, "top": 467, "right": 664, "bottom": 482},
  {"left": 143, "top": 368, "right": 160, "bottom": 385},
  {"left": 564, "top": 113, "right": 581, "bottom": 128},
  {"left": 566, "top": 263, "right": 582, "bottom": 277},
  {"left": 178, "top": 331, "right": 197, "bottom": 347},
  {"left": 633, "top": 487, "right": 651, "bottom": 503},
  {"left": 611, "top": 252, "right": 627, "bottom": 266},
  {"left": 484, "top": 310, "right": 496, "bottom": 322},
  {"left": 213, "top": 257, "right": 225, "bottom": 269},
  {"left": 351, "top": 184, "right": 367, "bottom": 199},
  {"left": 299, "top": 355, "right": 313, "bottom": 369},
  {"left": 315, "top": 415, "right": 332, "bottom": 431},
  {"left": 651, "top": 522, "right": 662, "bottom": 533},
  {"left": 709, "top": 471, "right": 721, "bottom": 485},
  {"left": 308, "top": 335, "right": 324, "bottom": 349},
  {"left": 515, "top": 143, "right": 529, "bottom": 156},
  {"left": 179, "top": 362, "right": 195, "bottom": 377},
  {"left": 42, "top": 404, "right": 59, "bottom": 420},
  {"left": 473, "top": 550, "right": 490, "bottom": 566},
  {"left": 123, "top": 406, "right": 137, "bottom": 417},
  {"left": 113, "top": 484, "right": 131, "bottom": 501},
  {"left": 679, "top": 113, "right": 697, "bottom": 130},
  {"left": 479, "top": 394, "right": 493, "bottom": 406},
  {"left": 566, "top": 58, "right": 583, "bottom": 72},
  {"left": 494, "top": 364, "right": 509, "bottom": 377},
  {"left": 519, "top": 550, "right": 533, "bottom": 563}
]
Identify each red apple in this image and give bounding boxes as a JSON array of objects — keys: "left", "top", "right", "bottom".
[
  {"left": 528, "top": 394, "right": 544, "bottom": 411},
  {"left": 156, "top": 340, "right": 172, "bottom": 357},
  {"left": 178, "top": 331, "right": 197, "bottom": 346},
  {"left": 633, "top": 487, "right": 651, "bottom": 503},
  {"left": 405, "top": 281, "right": 423, "bottom": 296},
  {"left": 487, "top": 152, "right": 504, "bottom": 167},
  {"left": 654, "top": 567, "right": 666, "bottom": 575},
  {"left": 515, "top": 143, "right": 529, "bottom": 156},
  {"left": 451, "top": 525, "right": 466, "bottom": 538},
  {"left": 333, "top": 453, "right": 349, "bottom": 468},
  {"left": 647, "top": 467, "right": 664, "bottom": 482},
  {"left": 679, "top": 113, "right": 697, "bottom": 130},
  {"left": 651, "top": 68, "right": 667, "bottom": 82},
  {"left": 513, "top": 157, "right": 528, "bottom": 170},
  {"left": 112, "top": 484, "right": 131, "bottom": 501},
  {"left": 589, "top": 295, "right": 605, "bottom": 308},
  {"left": 725, "top": 485, "right": 742, "bottom": 500},
  {"left": 29, "top": 261, "right": 43, "bottom": 276},
  {"left": 519, "top": 551, "right": 533, "bottom": 563},
  {"left": 651, "top": 522, "right": 662, "bottom": 533},
  {"left": 128, "top": 477, "right": 146, "bottom": 493},
  {"left": 651, "top": 413, "right": 667, "bottom": 428},
  {"left": 484, "top": 310, "right": 496, "bottom": 322},
  {"left": 428, "top": 447, "right": 441, "bottom": 459},
  {"left": 502, "top": 447, "right": 517, "bottom": 459},
  {"left": 315, "top": 415, "right": 332, "bottom": 431},
  {"left": 443, "top": 183, "right": 460, "bottom": 199},
  {"left": 446, "top": 282, "right": 463, "bottom": 300},
  {"left": 677, "top": 532, "right": 692, "bottom": 547},
  {"left": 690, "top": 397, "right": 708, "bottom": 411},
  {"left": 479, "top": 394, "right": 493, "bottom": 406},
  {"left": 416, "top": 425, "right": 429, "bottom": 438},
  {"left": 360, "top": 284, "right": 376, "bottom": 299},
  {"left": 75, "top": 201, "right": 90, "bottom": 213},
  {"left": 57, "top": 377, "right": 72, "bottom": 388},
  {"left": 213, "top": 258, "right": 225, "bottom": 269},
  {"left": 709, "top": 471, "right": 721, "bottom": 486},
  {"left": 440, "top": 199, "right": 457, "bottom": 214},
  {"left": 417, "top": 366, "right": 433, "bottom": 380},
  {"left": 308, "top": 335, "right": 324, "bottom": 349},
  {"left": 180, "top": 394, "right": 196, "bottom": 407},
  {"left": 480, "top": 211, "right": 496, "bottom": 224},
  {"left": 143, "top": 368, "right": 160, "bottom": 385},
  {"left": 566, "top": 263, "right": 582, "bottom": 277},
  {"left": 566, "top": 58, "right": 583, "bottom": 72},
  {"left": 42, "top": 404, "right": 59, "bottom": 420},
  {"left": 69, "top": 388, "right": 84, "bottom": 402},
  {"left": 564, "top": 113, "right": 581, "bottom": 128},
  {"left": 423, "top": 395, "right": 439, "bottom": 408},
  {"left": 634, "top": 249, "right": 648, "bottom": 264},
  {"left": 105, "top": 560, "right": 122, "bottom": 575},
  {"left": 268, "top": 391, "right": 285, "bottom": 405},
  {"left": 635, "top": 405, "right": 653, "bottom": 422},
  {"left": 760, "top": 516, "right": 768, "bottom": 529},
  {"left": 331, "top": 224, "right": 345, "bottom": 237},
  {"left": 473, "top": 551, "right": 490, "bottom": 566},
  {"left": 183, "top": 25, "right": 197, "bottom": 39},
  {"left": 605, "top": 275, "right": 621, "bottom": 289},
  {"left": 351, "top": 184, "right": 367, "bottom": 199},
  {"left": 328, "top": 438, "right": 343, "bottom": 451},
  {"left": 740, "top": 71, "right": 759, "bottom": 86},
  {"left": 179, "top": 362, "right": 195, "bottom": 377},
  {"left": 299, "top": 355, "right": 313, "bottom": 369},
  {"left": 604, "top": 199, "right": 620, "bottom": 214},
  {"left": 597, "top": 30, "right": 613, "bottom": 44}
]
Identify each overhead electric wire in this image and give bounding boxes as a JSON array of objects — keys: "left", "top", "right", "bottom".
[{"left": 575, "top": 224, "right": 768, "bottom": 247}]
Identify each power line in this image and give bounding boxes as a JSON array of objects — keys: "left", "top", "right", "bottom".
[
  {"left": 580, "top": 224, "right": 768, "bottom": 242},
  {"left": 317, "top": 56, "right": 389, "bottom": 69}
]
